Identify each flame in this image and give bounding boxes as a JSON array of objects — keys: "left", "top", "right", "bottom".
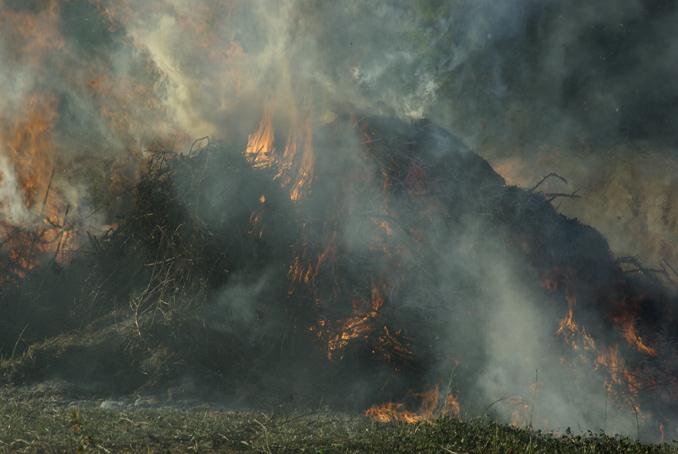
[
  {"left": 244, "top": 110, "right": 315, "bottom": 201},
  {"left": 288, "top": 119, "right": 315, "bottom": 201},
  {"left": 556, "top": 291, "right": 578, "bottom": 349},
  {"left": 274, "top": 127, "right": 298, "bottom": 186},
  {"left": 364, "top": 402, "right": 423, "bottom": 424},
  {"left": 508, "top": 397, "right": 531, "bottom": 427},
  {"left": 548, "top": 272, "right": 650, "bottom": 414},
  {"left": 556, "top": 302, "right": 577, "bottom": 336},
  {"left": 0, "top": 1, "right": 176, "bottom": 281},
  {"left": 0, "top": 0, "right": 64, "bottom": 65},
  {"left": 595, "top": 344, "right": 641, "bottom": 411},
  {"left": 1, "top": 95, "right": 58, "bottom": 213},
  {"left": 375, "top": 326, "right": 414, "bottom": 365},
  {"left": 245, "top": 107, "right": 276, "bottom": 168},
  {"left": 0, "top": 94, "right": 73, "bottom": 276},
  {"left": 365, "top": 384, "right": 460, "bottom": 424},
  {"left": 288, "top": 235, "right": 336, "bottom": 291},
  {"left": 445, "top": 393, "right": 461, "bottom": 419},
  {"left": 596, "top": 345, "right": 624, "bottom": 386},
  {"left": 323, "top": 284, "right": 385, "bottom": 360},
  {"left": 615, "top": 313, "right": 657, "bottom": 357}
]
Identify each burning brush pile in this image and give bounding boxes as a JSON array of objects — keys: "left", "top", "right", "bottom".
[{"left": 0, "top": 112, "right": 677, "bottom": 439}]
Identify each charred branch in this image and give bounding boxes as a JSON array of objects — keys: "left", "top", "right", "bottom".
[
  {"left": 529, "top": 172, "right": 569, "bottom": 193},
  {"left": 543, "top": 191, "right": 581, "bottom": 202}
]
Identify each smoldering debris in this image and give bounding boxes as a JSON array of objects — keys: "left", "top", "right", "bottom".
[{"left": 0, "top": 114, "right": 676, "bottom": 440}]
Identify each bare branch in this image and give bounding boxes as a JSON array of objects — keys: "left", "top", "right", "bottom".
[
  {"left": 529, "top": 172, "right": 568, "bottom": 193},
  {"left": 544, "top": 191, "right": 580, "bottom": 202}
]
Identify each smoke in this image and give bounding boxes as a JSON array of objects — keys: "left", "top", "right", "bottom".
[
  {"left": 97, "top": 0, "right": 677, "bottom": 267},
  {"left": 413, "top": 0, "right": 678, "bottom": 267},
  {"left": 0, "top": 0, "right": 675, "bottom": 439},
  {"left": 0, "top": 151, "right": 29, "bottom": 223}
]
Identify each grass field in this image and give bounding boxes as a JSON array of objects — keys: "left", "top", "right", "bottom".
[{"left": 0, "top": 387, "right": 675, "bottom": 453}]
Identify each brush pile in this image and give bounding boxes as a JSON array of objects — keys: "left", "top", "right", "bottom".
[{"left": 0, "top": 114, "right": 676, "bottom": 436}]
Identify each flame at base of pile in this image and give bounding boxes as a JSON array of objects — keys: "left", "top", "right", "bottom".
[{"left": 365, "top": 385, "right": 461, "bottom": 424}]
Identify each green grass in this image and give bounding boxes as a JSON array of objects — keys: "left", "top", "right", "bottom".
[{"left": 0, "top": 387, "right": 675, "bottom": 453}]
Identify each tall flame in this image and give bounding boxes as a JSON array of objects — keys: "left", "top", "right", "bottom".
[
  {"left": 244, "top": 109, "right": 315, "bottom": 201},
  {"left": 1, "top": 95, "right": 58, "bottom": 216},
  {"left": 0, "top": 93, "right": 75, "bottom": 276},
  {"left": 245, "top": 107, "right": 276, "bottom": 168},
  {"left": 615, "top": 313, "right": 657, "bottom": 357},
  {"left": 289, "top": 119, "right": 314, "bottom": 202}
]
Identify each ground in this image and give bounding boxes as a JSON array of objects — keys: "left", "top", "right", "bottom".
[{"left": 0, "top": 387, "right": 675, "bottom": 453}]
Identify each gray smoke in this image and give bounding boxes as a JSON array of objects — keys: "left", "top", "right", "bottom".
[{"left": 0, "top": 0, "right": 674, "bottom": 438}]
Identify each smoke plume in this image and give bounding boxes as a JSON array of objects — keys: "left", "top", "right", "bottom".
[{"left": 0, "top": 0, "right": 676, "bottom": 439}]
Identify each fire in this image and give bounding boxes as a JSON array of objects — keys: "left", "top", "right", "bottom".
[
  {"left": 244, "top": 110, "right": 315, "bottom": 201},
  {"left": 0, "top": 93, "right": 73, "bottom": 276},
  {"left": 365, "top": 384, "right": 460, "bottom": 424},
  {"left": 275, "top": 127, "right": 298, "bottom": 186},
  {"left": 245, "top": 108, "right": 276, "bottom": 169},
  {"left": 556, "top": 291, "right": 578, "bottom": 349},
  {"left": 556, "top": 302, "right": 576, "bottom": 337},
  {"left": 595, "top": 344, "right": 641, "bottom": 410},
  {"left": 508, "top": 397, "right": 531, "bottom": 427},
  {"left": 546, "top": 270, "right": 654, "bottom": 416},
  {"left": 615, "top": 313, "right": 657, "bottom": 357},
  {"left": 1, "top": 95, "right": 58, "bottom": 213},
  {"left": 364, "top": 402, "right": 423, "bottom": 424},
  {"left": 321, "top": 284, "right": 385, "bottom": 360},
  {"left": 596, "top": 346, "right": 623, "bottom": 386},
  {"left": 0, "top": 0, "right": 64, "bottom": 64},
  {"left": 288, "top": 235, "right": 336, "bottom": 290},
  {"left": 0, "top": 1, "right": 173, "bottom": 278},
  {"left": 375, "top": 326, "right": 414, "bottom": 365},
  {"left": 445, "top": 393, "right": 461, "bottom": 418},
  {"left": 289, "top": 119, "right": 314, "bottom": 202}
]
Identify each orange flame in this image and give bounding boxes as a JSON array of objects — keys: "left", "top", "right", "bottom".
[
  {"left": 615, "top": 313, "right": 657, "bottom": 357},
  {"left": 245, "top": 107, "right": 276, "bottom": 168},
  {"left": 556, "top": 291, "right": 578, "bottom": 349},
  {"left": 364, "top": 402, "right": 423, "bottom": 424},
  {"left": 1, "top": 95, "right": 58, "bottom": 213},
  {"left": 323, "top": 284, "right": 385, "bottom": 360},
  {"left": 0, "top": 0, "right": 64, "bottom": 65},
  {"left": 365, "top": 384, "right": 460, "bottom": 424},
  {"left": 548, "top": 271, "right": 648, "bottom": 413},
  {"left": 0, "top": 93, "right": 75, "bottom": 276},
  {"left": 244, "top": 110, "right": 315, "bottom": 201},
  {"left": 289, "top": 119, "right": 314, "bottom": 201}
]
